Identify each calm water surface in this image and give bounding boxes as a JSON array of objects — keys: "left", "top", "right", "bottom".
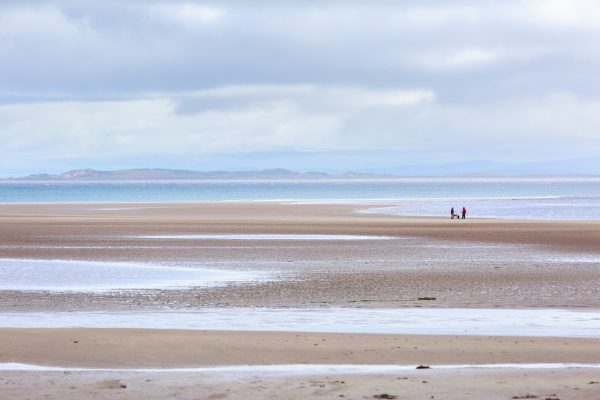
[{"left": 2, "top": 179, "right": 600, "bottom": 220}]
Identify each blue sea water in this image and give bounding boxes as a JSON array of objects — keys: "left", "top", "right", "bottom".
[{"left": 2, "top": 178, "right": 600, "bottom": 220}]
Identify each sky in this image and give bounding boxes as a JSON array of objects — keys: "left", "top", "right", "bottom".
[{"left": 2, "top": 0, "right": 600, "bottom": 176}]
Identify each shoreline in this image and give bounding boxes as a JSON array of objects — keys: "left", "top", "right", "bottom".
[{"left": 2, "top": 198, "right": 600, "bottom": 222}]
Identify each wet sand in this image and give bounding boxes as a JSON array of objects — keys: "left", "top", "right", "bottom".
[
  {"left": 1, "top": 202, "right": 600, "bottom": 310},
  {"left": 1, "top": 202, "right": 600, "bottom": 399},
  {"left": 2, "top": 201, "right": 600, "bottom": 251}
]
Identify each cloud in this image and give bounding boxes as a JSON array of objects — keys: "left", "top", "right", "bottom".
[
  {"left": 0, "top": 85, "right": 434, "bottom": 158},
  {"left": 523, "top": 0, "right": 600, "bottom": 30},
  {"left": 1, "top": 84, "right": 599, "bottom": 166},
  {"left": 1, "top": 1, "right": 600, "bottom": 174},
  {"left": 4, "top": 0, "right": 598, "bottom": 96},
  {"left": 150, "top": 3, "right": 225, "bottom": 28},
  {"left": 178, "top": 85, "right": 435, "bottom": 113},
  {"left": 412, "top": 48, "right": 502, "bottom": 71},
  {"left": 0, "top": 6, "right": 61, "bottom": 38}
]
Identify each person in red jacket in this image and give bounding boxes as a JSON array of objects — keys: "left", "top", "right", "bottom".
[{"left": 461, "top": 207, "right": 467, "bottom": 219}]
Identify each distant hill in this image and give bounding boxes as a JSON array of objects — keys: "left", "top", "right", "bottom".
[
  {"left": 5, "top": 156, "right": 600, "bottom": 181},
  {"left": 5, "top": 168, "right": 387, "bottom": 181}
]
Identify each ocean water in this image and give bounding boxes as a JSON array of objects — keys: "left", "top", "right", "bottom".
[
  {"left": 1, "top": 308, "right": 599, "bottom": 337},
  {"left": 0, "top": 259, "right": 271, "bottom": 292},
  {"left": 2, "top": 178, "right": 600, "bottom": 220},
  {"left": 363, "top": 196, "right": 600, "bottom": 221}
]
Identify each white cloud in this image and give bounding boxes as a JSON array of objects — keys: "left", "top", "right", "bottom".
[
  {"left": 187, "top": 85, "right": 435, "bottom": 109},
  {"left": 1, "top": 85, "right": 599, "bottom": 164},
  {"left": 0, "top": 85, "right": 434, "bottom": 157},
  {"left": 322, "top": 87, "right": 435, "bottom": 107},
  {"left": 523, "top": 0, "right": 600, "bottom": 30},
  {"left": 443, "top": 48, "right": 499, "bottom": 68},
  {"left": 413, "top": 48, "right": 502, "bottom": 71},
  {"left": 151, "top": 3, "right": 225, "bottom": 28},
  {"left": 422, "top": 92, "right": 600, "bottom": 153}
]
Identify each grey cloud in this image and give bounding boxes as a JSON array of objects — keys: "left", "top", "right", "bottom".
[{"left": 2, "top": 0, "right": 599, "bottom": 100}]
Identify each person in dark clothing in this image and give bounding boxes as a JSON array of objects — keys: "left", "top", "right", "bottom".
[
  {"left": 461, "top": 207, "right": 467, "bottom": 219},
  {"left": 450, "top": 207, "right": 455, "bottom": 219}
]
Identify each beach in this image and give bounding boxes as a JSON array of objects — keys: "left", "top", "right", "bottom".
[
  {"left": 1, "top": 202, "right": 600, "bottom": 399},
  {"left": 5, "top": 0, "right": 600, "bottom": 397}
]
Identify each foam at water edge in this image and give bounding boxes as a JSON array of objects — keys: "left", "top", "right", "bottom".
[{"left": 1, "top": 363, "right": 600, "bottom": 373}]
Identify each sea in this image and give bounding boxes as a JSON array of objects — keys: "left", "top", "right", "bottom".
[{"left": 2, "top": 178, "right": 600, "bottom": 220}]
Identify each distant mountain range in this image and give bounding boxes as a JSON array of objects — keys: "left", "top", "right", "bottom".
[
  {"left": 4, "top": 168, "right": 384, "bottom": 181},
  {"left": 4, "top": 156, "right": 600, "bottom": 181}
]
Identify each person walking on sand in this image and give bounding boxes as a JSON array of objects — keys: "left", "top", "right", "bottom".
[
  {"left": 450, "top": 207, "right": 455, "bottom": 219},
  {"left": 461, "top": 207, "right": 467, "bottom": 219}
]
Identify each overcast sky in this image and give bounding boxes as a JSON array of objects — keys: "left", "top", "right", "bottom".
[{"left": 2, "top": 0, "right": 600, "bottom": 175}]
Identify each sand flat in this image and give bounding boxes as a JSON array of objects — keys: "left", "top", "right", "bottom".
[
  {"left": 1, "top": 201, "right": 600, "bottom": 399},
  {"left": 1, "top": 201, "right": 599, "bottom": 310},
  {"left": 2, "top": 201, "right": 600, "bottom": 250},
  {"left": 1, "top": 329, "right": 599, "bottom": 368}
]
